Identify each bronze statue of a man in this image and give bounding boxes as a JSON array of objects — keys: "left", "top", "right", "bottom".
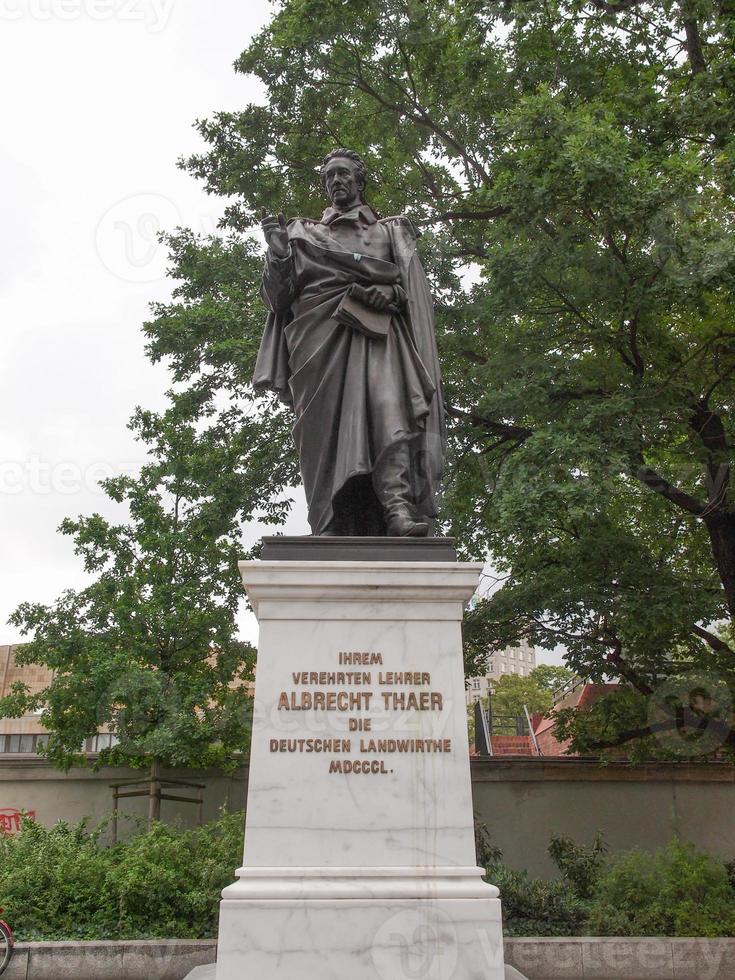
[{"left": 253, "top": 149, "right": 445, "bottom": 537}]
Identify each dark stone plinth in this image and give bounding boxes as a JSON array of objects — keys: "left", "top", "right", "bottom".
[{"left": 260, "top": 535, "right": 457, "bottom": 562}]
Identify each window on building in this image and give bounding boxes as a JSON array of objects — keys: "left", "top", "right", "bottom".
[
  {"left": 0, "top": 733, "right": 48, "bottom": 754},
  {"left": 84, "top": 732, "right": 120, "bottom": 753}
]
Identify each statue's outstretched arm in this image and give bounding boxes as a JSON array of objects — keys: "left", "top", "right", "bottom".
[
  {"left": 260, "top": 210, "right": 296, "bottom": 313},
  {"left": 261, "top": 247, "right": 296, "bottom": 313}
]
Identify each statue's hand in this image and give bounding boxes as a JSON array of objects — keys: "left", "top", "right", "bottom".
[
  {"left": 360, "top": 284, "right": 394, "bottom": 312},
  {"left": 261, "top": 208, "right": 290, "bottom": 258}
]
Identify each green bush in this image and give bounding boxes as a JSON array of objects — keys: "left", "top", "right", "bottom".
[
  {"left": 3, "top": 817, "right": 734, "bottom": 940},
  {"left": 0, "top": 817, "right": 118, "bottom": 939},
  {"left": 548, "top": 832, "right": 607, "bottom": 899},
  {"left": 474, "top": 815, "right": 503, "bottom": 868},
  {"left": 586, "top": 839, "right": 735, "bottom": 938},
  {"left": 726, "top": 858, "right": 735, "bottom": 895},
  {"left": 0, "top": 812, "right": 243, "bottom": 940},
  {"left": 488, "top": 864, "right": 587, "bottom": 937},
  {"left": 480, "top": 828, "right": 587, "bottom": 937}
]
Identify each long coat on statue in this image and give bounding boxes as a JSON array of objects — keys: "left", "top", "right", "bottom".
[{"left": 252, "top": 205, "right": 445, "bottom": 536}]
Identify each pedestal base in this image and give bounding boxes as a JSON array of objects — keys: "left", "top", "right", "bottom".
[
  {"left": 191, "top": 954, "right": 528, "bottom": 980},
  {"left": 216, "top": 897, "right": 503, "bottom": 980}
]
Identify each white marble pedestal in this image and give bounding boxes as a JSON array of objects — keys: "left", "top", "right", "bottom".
[{"left": 213, "top": 556, "right": 505, "bottom": 980}]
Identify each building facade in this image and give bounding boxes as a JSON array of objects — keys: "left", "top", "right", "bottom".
[
  {"left": 0, "top": 644, "right": 53, "bottom": 754},
  {"left": 465, "top": 639, "right": 537, "bottom": 705},
  {"left": 0, "top": 644, "right": 255, "bottom": 758}
]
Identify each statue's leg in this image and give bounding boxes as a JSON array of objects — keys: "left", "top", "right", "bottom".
[
  {"left": 373, "top": 441, "right": 429, "bottom": 537},
  {"left": 320, "top": 519, "right": 343, "bottom": 536},
  {"left": 325, "top": 475, "right": 386, "bottom": 536}
]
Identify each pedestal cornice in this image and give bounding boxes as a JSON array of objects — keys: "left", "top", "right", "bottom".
[{"left": 239, "top": 560, "right": 484, "bottom": 620}]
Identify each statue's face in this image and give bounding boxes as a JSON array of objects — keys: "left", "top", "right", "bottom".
[{"left": 323, "top": 157, "right": 363, "bottom": 210}]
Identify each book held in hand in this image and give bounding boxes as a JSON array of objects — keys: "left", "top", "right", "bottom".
[{"left": 335, "top": 286, "right": 393, "bottom": 340}]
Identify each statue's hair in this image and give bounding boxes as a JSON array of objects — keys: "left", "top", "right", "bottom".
[{"left": 320, "top": 148, "right": 368, "bottom": 198}]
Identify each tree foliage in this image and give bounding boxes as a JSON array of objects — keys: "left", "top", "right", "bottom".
[
  {"left": 1, "top": 408, "right": 256, "bottom": 774},
  {"left": 530, "top": 664, "right": 576, "bottom": 693},
  {"left": 136, "top": 0, "right": 735, "bottom": 755},
  {"left": 490, "top": 671, "right": 554, "bottom": 719}
]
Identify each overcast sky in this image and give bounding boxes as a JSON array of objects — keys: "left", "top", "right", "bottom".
[
  {"left": 0, "top": 1, "right": 561, "bottom": 665},
  {"left": 0, "top": 0, "right": 314, "bottom": 647}
]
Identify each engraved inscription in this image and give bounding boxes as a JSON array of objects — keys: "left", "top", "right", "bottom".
[{"left": 271, "top": 651, "right": 451, "bottom": 774}]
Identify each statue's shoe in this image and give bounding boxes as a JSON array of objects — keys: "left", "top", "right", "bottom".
[{"left": 386, "top": 513, "right": 429, "bottom": 537}]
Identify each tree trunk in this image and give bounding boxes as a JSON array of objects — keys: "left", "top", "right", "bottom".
[
  {"left": 682, "top": 17, "right": 707, "bottom": 75},
  {"left": 148, "top": 757, "right": 161, "bottom": 824},
  {"left": 689, "top": 403, "right": 734, "bottom": 619},
  {"left": 703, "top": 510, "right": 735, "bottom": 620}
]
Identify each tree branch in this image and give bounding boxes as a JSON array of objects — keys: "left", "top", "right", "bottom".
[
  {"left": 627, "top": 312, "right": 645, "bottom": 377},
  {"left": 579, "top": 716, "right": 735, "bottom": 752},
  {"left": 587, "top": 0, "right": 647, "bottom": 12},
  {"left": 702, "top": 358, "right": 735, "bottom": 410},
  {"left": 548, "top": 386, "right": 611, "bottom": 403},
  {"left": 457, "top": 349, "right": 489, "bottom": 366},
  {"left": 444, "top": 403, "right": 533, "bottom": 441},
  {"left": 634, "top": 465, "right": 707, "bottom": 516},
  {"left": 349, "top": 53, "right": 490, "bottom": 187},
  {"left": 604, "top": 644, "right": 655, "bottom": 697},
  {"left": 693, "top": 624, "right": 735, "bottom": 656},
  {"left": 431, "top": 206, "right": 511, "bottom": 223},
  {"left": 539, "top": 276, "right": 599, "bottom": 332}
]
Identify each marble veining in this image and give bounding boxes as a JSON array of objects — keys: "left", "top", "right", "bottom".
[{"left": 215, "top": 560, "right": 504, "bottom": 980}]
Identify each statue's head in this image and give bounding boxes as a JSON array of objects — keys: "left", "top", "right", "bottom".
[{"left": 320, "top": 148, "right": 367, "bottom": 211}]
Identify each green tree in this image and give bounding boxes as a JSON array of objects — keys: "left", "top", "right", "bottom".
[
  {"left": 142, "top": 0, "right": 735, "bottom": 753},
  {"left": 0, "top": 408, "right": 257, "bottom": 816},
  {"left": 491, "top": 672, "right": 554, "bottom": 720},
  {"left": 530, "top": 665, "right": 576, "bottom": 693}
]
